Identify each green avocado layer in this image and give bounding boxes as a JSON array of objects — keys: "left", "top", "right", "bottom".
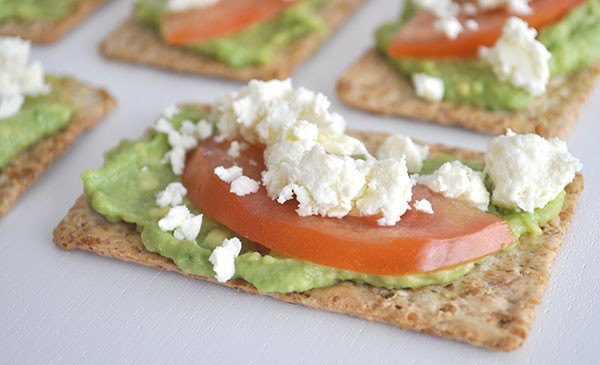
[
  {"left": 134, "top": 0, "right": 326, "bottom": 68},
  {"left": 82, "top": 108, "right": 565, "bottom": 293},
  {"left": 0, "top": 78, "right": 74, "bottom": 169},
  {"left": 0, "top": 0, "right": 83, "bottom": 23},
  {"left": 375, "top": 0, "right": 600, "bottom": 111}
]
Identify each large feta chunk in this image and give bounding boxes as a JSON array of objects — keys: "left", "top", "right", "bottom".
[
  {"left": 412, "top": 73, "right": 445, "bottom": 102},
  {"left": 377, "top": 134, "right": 429, "bottom": 173},
  {"left": 209, "top": 237, "right": 242, "bottom": 282},
  {"left": 485, "top": 130, "right": 581, "bottom": 213},
  {"left": 480, "top": 17, "right": 550, "bottom": 96},
  {"left": 355, "top": 158, "right": 413, "bottom": 226},
  {"left": 418, "top": 161, "right": 490, "bottom": 211},
  {"left": 434, "top": 16, "right": 463, "bottom": 40},
  {"left": 0, "top": 37, "right": 49, "bottom": 119},
  {"left": 158, "top": 206, "right": 203, "bottom": 241}
]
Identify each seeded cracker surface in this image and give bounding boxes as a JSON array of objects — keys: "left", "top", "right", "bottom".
[
  {"left": 0, "top": 78, "right": 115, "bottom": 216},
  {"left": 52, "top": 116, "right": 584, "bottom": 351},
  {"left": 100, "top": 0, "right": 365, "bottom": 81},
  {"left": 337, "top": 50, "right": 600, "bottom": 139},
  {"left": 0, "top": 0, "right": 106, "bottom": 44}
]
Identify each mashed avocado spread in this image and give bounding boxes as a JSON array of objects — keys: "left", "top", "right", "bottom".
[
  {"left": 376, "top": 0, "right": 600, "bottom": 111},
  {"left": 82, "top": 107, "right": 565, "bottom": 293},
  {"left": 134, "top": 0, "right": 326, "bottom": 68},
  {"left": 0, "top": 0, "right": 83, "bottom": 23},
  {"left": 0, "top": 77, "right": 74, "bottom": 169}
]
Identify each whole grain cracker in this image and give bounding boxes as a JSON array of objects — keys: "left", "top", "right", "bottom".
[
  {"left": 337, "top": 50, "right": 600, "bottom": 139},
  {"left": 0, "top": 0, "right": 106, "bottom": 44},
  {"left": 100, "top": 0, "right": 365, "bottom": 81},
  {"left": 0, "top": 78, "right": 115, "bottom": 216},
  {"left": 52, "top": 126, "right": 583, "bottom": 351}
]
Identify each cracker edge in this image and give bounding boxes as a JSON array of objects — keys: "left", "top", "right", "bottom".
[
  {"left": 51, "top": 127, "right": 584, "bottom": 351},
  {"left": 0, "top": 79, "right": 116, "bottom": 217},
  {"left": 0, "top": 0, "right": 106, "bottom": 44},
  {"left": 337, "top": 50, "right": 600, "bottom": 139},
  {"left": 100, "top": 0, "right": 365, "bottom": 81}
]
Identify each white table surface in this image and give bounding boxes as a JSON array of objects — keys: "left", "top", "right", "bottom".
[{"left": 2, "top": 1, "right": 599, "bottom": 363}]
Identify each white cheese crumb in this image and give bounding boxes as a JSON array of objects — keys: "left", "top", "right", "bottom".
[
  {"left": 418, "top": 161, "right": 490, "bottom": 211},
  {"left": 485, "top": 130, "right": 581, "bottom": 213},
  {"left": 412, "top": 73, "right": 445, "bottom": 102},
  {"left": 196, "top": 120, "right": 213, "bottom": 140},
  {"left": 463, "top": 3, "right": 478, "bottom": 15},
  {"left": 209, "top": 237, "right": 242, "bottom": 283},
  {"left": 227, "top": 140, "right": 248, "bottom": 159},
  {"left": 158, "top": 206, "right": 203, "bottom": 241},
  {"left": 480, "top": 17, "right": 550, "bottom": 96},
  {"left": 167, "top": 0, "right": 220, "bottom": 11},
  {"left": 162, "top": 104, "right": 180, "bottom": 119},
  {"left": 214, "top": 165, "right": 243, "bottom": 183},
  {"left": 230, "top": 175, "right": 260, "bottom": 196},
  {"left": 414, "top": 199, "right": 434, "bottom": 214},
  {"left": 0, "top": 37, "right": 50, "bottom": 119},
  {"left": 478, "top": 0, "right": 532, "bottom": 15},
  {"left": 434, "top": 16, "right": 464, "bottom": 40},
  {"left": 465, "top": 19, "right": 480, "bottom": 31},
  {"left": 377, "top": 134, "right": 429, "bottom": 174},
  {"left": 414, "top": 0, "right": 460, "bottom": 18},
  {"left": 156, "top": 182, "right": 188, "bottom": 208}
]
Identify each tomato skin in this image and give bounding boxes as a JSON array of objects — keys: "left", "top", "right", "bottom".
[
  {"left": 388, "top": 0, "right": 585, "bottom": 59},
  {"left": 182, "top": 139, "right": 515, "bottom": 276},
  {"left": 160, "top": 0, "right": 299, "bottom": 45}
]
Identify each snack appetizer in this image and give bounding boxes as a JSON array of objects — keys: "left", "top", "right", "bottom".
[
  {"left": 0, "top": 0, "right": 106, "bottom": 44},
  {"left": 101, "top": 0, "right": 365, "bottom": 81},
  {"left": 0, "top": 37, "right": 115, "bottom": 216},
  {"left": 338, "top": 0, "right": 600, "bottom": 138},
  {"left": 54, "top": 79, "right": 582, "bottom": 351}
]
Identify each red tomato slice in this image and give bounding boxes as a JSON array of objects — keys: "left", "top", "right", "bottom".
[
  {"left": 182, "top": 139, "right": 515, "bottom": 275},
  {"left": 388, "top": 0, "right": 584, "bottom": 59},
  {"left": 161, "top": 0, "right": 299, "bottom": 45}
]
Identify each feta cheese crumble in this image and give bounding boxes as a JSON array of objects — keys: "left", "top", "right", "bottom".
[
  {"left": 230, "top": 175, "right": 260, "bottom": 196},
  {"left": 465, "top": 19, "right": 480, "bottom": 31},
  {"left": 212, "top": 79, "right": 414, "bottom": 226},
  {"left": 434, "top": 16, "right": 464, "bottom": 40},
  {"left": 158, "top": 206, "right": 203, "bottom": 241},
  {"left": 167, "top": 0, "right": 220, "bottom": 11},
  {"left": 377, "top": 134, "right": 429, "bottom": 173},
  {"left": 414, "top": 199, "right": 434, "bottom": 214},
  {"left": 0, "top": 37, "right": 50, "bottom": 119},
  {"left": 412, "top": 73, "right": 445, "bottom": 102},
  {"left": 209, "top": 237, "right": 242, "bottom": 282},
  {"left": 153, "top": 107, "right": 214, "bottom": 175},
  {"left": 214, "top": 165, "right": 243, "bottom": 183},
  {"left": 227, "top": 140, "right": 248, "bottom": 158},
  {"left": 480, "top": 17, "right": 551, "bottom": 96},
  {"left": 485, "top": 130, "right": 581, "bottom": 213},
  {"left": 418, "top": 161, "right": 490, "bottom": 211},
  {"left": 478, "top": 0, "right": 532, "bottom": 15},
  {"left": 156, "top": 182, "right": 188, "bottom": 207}
]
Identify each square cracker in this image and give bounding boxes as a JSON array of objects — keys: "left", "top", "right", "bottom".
[
  {"left": 0, "top": 0, "right": 106, "bottom": 44},
  {"left": 0, "top": 78, "right": 115, "bottom": 217},
  {"left": 337, "top": 50, "right": 600, "bottom": 139},
  {"left": 52, "top": 129, "right": 583, "bottom": 351},
  {"left": 100, "top": 0, "right": 365, "bottom": 81}
]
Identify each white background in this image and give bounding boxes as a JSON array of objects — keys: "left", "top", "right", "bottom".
[{"left": 1, "top": 0, "right": 599, "bottom": 363}]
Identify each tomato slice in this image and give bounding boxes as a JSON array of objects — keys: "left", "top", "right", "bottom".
[
  {"left": 388, "top": 0, "right": 584, "bottom": 59},
  {"left": 182, "top": 139, "right": 515, "bottom": 275},
  {"left": 160, "top": 0, "right": 299, "bottom": 45}
]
